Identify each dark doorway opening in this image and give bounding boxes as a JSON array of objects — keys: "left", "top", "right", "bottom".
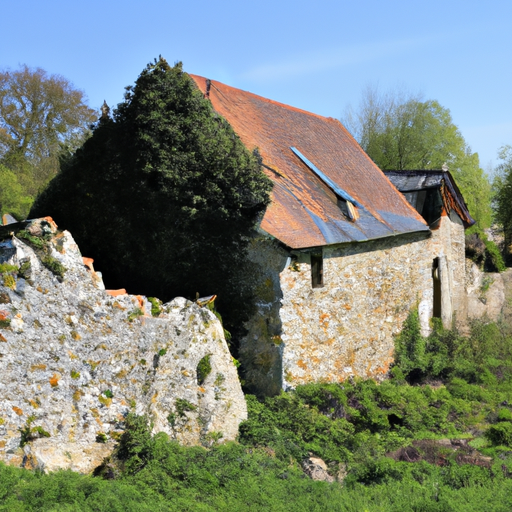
[{"left": 432, "top": 257, "right": 441, "bottom": 318}]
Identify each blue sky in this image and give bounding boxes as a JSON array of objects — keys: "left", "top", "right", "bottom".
[{"left": 1, "top": 0, "right": 511, "bottom": 170}]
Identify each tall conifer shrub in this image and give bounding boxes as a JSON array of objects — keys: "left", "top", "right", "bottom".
[{"left": 31, "top": 58, "right": 272, "bottom": 340}]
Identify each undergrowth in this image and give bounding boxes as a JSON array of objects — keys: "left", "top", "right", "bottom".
[{"left": 4, "top": 312, "right": 512, "bottom": 510}]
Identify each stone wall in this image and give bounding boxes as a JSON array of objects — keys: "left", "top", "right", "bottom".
[
  {"left": 0, "top": 221, "right": 246, "bottom": 473},
  {"left": 242, "top": 212, "right": 469, "bottom": 396}
]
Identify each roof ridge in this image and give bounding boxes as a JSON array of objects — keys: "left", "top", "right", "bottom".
[{"left": 189, "top": 74, "right": 337, "bottom": 123}]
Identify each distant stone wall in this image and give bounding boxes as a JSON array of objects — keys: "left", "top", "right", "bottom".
[
  {"left": 0, "top": 221, "right": 246, "bottom": 473},
  {"left": 242, "top": 213, "right": 468, "bottom": 395}
]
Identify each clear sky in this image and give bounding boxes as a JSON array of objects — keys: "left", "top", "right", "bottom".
[{"left": 1, "top": 0, "right": 511, "bottom": 170}]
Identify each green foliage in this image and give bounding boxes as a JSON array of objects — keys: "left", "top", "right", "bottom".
[
  {"left": 103, "top": 389, "right": 114, "bottom": 399},
  {"left": 17, "top": 260, "right": 31, "bottom": 279},
  {"left": 175, "top": 398, "right": 197, "bottom": 417},
  {"left": 31, "top": 57, "right": 272, "bottom": 346},
  {"left": 493, "top": 145, "right": 512, "bottom": 264},
  {"left": 41, "top": 256, "right": 66, "bottom": 278},
  {"left": 0, "top": 66, "right": 97, "bottom": 218},
  {"left": 147, "top": 297, "right": 162, "bottom": 317},
  {"left": 0, "top": 263, "right": 18, "bottom": 274},
  {"left": 343, "top": 87, "right": 492, "bottom": 229},
  {"left": 96, "top": 432, "right": 108, "bottom": 443},
  {"left": 19, "top": 416, "right": 50, "bottom": 448},
  {"left": 16, "top": 229, "right": 45, "bottom": 249},
  {"left": 127, "top": 308, "right": 143, "bottom": 322},
  {"left": 108, "top": 413, "right": 154, "bottom": 476},
  {"left": 483, "top": 237, "right": 506, "bottom": 272},
  {"left": 465, "top": 229, "right": 506, "bottom": 272},
  {"left": 196, "top": 354, "right": 212, "bottom": 385},
  {"left": 0, "top": 164, "right": 32, "bottom": 220},
  {"left": 486, "top": 422, "right": 512, "bottom": 447}
]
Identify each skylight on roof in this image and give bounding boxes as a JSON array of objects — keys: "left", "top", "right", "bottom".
[{"left": 290, "top": 146, "right": 361, "bottom": 221}]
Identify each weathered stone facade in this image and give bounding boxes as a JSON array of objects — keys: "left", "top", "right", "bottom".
[
  {"left": 0, "top": 222, "right": 246, "bottom": 473},
  {"left": 242, "top": 211, "right": 469, "bottom": 396}
]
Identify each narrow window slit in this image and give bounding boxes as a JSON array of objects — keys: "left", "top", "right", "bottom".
[{"left": 311, "top": 252, "right": 324, "bottom": 288}]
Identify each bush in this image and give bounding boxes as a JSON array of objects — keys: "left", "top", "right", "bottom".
[
  {"left": 31, "top": 58, "right": 272, "bottom": 346},
  {"left": 486, "top": 422, "right": 512, "bottom": 446}
]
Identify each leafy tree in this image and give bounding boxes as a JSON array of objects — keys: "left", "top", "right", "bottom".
[
  {"left": 0, "top": 65, "right": 97, "bottom": 210},
  {"left": 0, "top": 164, "right": 33, "bottom": 219},
  {"left": 343, "top": 86, "right": 492, "bottom": 229},
  {"left": 493, "top": 145, "right": 512, "bottom": 262},
  {"left": 31, "top": 58, "right": 272, "bottom": 340}
]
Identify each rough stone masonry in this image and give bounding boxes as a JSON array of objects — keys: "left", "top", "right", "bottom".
[{"left": 0, "top": 219, "right": 246, "bottom": 473}]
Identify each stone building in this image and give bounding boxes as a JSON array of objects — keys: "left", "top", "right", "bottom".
[{"left": 190, "top": 75, "right": 475, "bottom": 396}]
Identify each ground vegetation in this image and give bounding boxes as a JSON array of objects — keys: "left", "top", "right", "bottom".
[{"left": 4, "top": 313, "right": 512, "bottom": 510}]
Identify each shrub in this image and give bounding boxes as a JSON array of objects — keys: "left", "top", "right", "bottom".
[
  {"left": 30, "top": 58, "right": 272, "bottom": 346},
  {"left": 486, "top": 422, "right": 512, "bottom": 446}
]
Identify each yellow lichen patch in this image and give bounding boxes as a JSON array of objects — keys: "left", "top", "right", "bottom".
[
  {"left": 0, "top": 333, "right": 6, "bottom": 342},
  {"left": 90, "top": 408, "right": 100, "bottom": 418},
  {"left": 27, "top": 399, "right": 39, "bottom": 409},
  {"left": 68, "top": 351, "right": 78, "bottom": 360},
  {"left": 70, "top": 330, "right": 81, "bottom": 341},
  {"left": 72, "top": 389, "right": 83, "bottom": 401},
  {"left": 12, "top": 406, "right": 23, "bottom": 416},
  {"left": 87, "top": 360, "right": 100, "bottom": 371},
  {"left": 0, "top": 440, "right": 6, "bottom": 448},
  {"left": 98, "top": 395, "right": 112, "bottom": 407},
  {"left": 115, "top": 369, "right": 128, "bottom": 379},
  {"left": 151, "top": 392, "right": 158, "bottom": 404},
  {"left": 3, "top": 274, "right": 15, "bottom": 289},
  {"left": 181, "top": 370, "right": 190, "bottom": 377},
  {"left": 30, "top": 363, "right": 47, "bottom": 372},
  {"left": 343, "top": 304, "right": 352, "bottom": 310},
  {"left": 49, "top": 374, "right": 60, "bottom": 387}
]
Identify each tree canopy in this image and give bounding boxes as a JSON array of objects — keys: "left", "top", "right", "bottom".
[
  {"left": 31, "top": 58, "right": 272, "bottom": 337},
  {"left": 343, "top": 87, "right": 492, "bottom": 229},
  {"left": 0, "top": 65, "right": 97, "bottom": 218},
  {"left": 493, "top": 145, "right": 512, "bottom": 258}
]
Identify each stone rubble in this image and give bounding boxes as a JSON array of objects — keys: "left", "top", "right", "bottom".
[{"left": 0, "top": 219, "right": 247, "bottom": 473}]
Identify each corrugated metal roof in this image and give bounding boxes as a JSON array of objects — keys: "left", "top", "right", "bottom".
[
  {"left": 384, "top": 171, "right": 475, "bottom": 228},
  {"left": 190, "top": 75, "right": 429, "bottom": 249}
]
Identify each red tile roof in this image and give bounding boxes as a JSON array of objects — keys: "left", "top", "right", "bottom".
[{"left": 190, "top": 75, "right": 428, "bottom": 249}]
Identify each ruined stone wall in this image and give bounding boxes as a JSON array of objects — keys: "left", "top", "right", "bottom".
[
  {"left": 0, "top": 221, "right": 246, "bottom": 473},
  {"left": 242, "top": 213, "right": 468, "bottom": 395}
]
